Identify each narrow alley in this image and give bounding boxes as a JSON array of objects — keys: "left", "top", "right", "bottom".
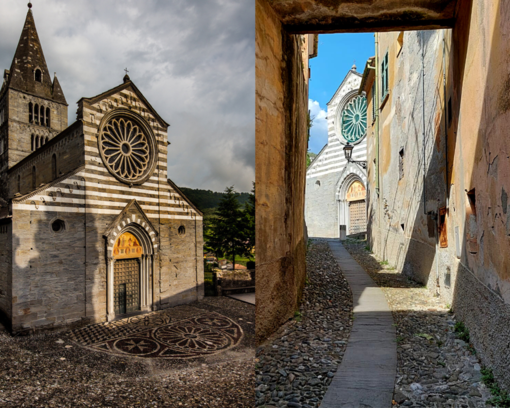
[{"left": 256, "top": 240, "right": 492, "bottom": 407}]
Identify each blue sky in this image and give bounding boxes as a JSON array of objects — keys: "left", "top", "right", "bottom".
[{"left": 308, "top": 33, "right": 375, "bottom": 154}]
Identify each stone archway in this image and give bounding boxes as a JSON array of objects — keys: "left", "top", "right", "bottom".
[
  {"left": 106, "top": 224, "right": 154, "bottom": 321},
  {"left": 336, "top": 167, "right": 367, "bottom": 236}
]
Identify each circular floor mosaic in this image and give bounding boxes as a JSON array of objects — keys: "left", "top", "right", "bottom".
[{"left": 69, "top": 311, "right": 243, "bottom": 359}]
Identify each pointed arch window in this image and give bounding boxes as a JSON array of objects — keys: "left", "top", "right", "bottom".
[
  {"left": 32, "top": 166, "right": 36, "bottom": 190},
  {"left": 40, "top": 105, "right": 44, "bottom": 125},
  {"left": 31, "top": 134, "right": 35, "bottom": 151},
  {"left": 45, "top": 137, "right": 49, "bottom": 144},
  {"left": 35, "top": 69, "right": 42, "bottom": 83},
  {"left": 34, "top": 104, "right": 39, "bottom": 124},
  {"left": 29, "top": 102, "right": 33, "bottom": 123},
  {"left": 46, "top": 107, "right": 50, "bottom": 127},
  {"left": 35, "top": 135, "right": 39, "bottom": 149},
  {"left": 17, "top": 174, "right": 21, "bottom": 194},
  {"left": 52, "top": 154, "right": 57, "bottom": 179}
]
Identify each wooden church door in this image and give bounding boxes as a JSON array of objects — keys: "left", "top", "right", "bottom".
[{"left": 112, "top": 232, "right": 144, "bottom": 315}]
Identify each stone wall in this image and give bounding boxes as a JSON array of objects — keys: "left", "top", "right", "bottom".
[
  {"left": 367, "top": 0, "right": 510, "bottom": 390},
  {"left": 256, "top": 0, "right": 309, "bottom": 342},
  {"left": 6, "top": 89, "right": 68, "bottom": 169},
  {"left": 9, "top": 192, "right": 203, "bottom": 332},
  {"left": 4, "top": 81, "right": 204, "bottom": 332},
  {"left": 0, "top": 220, "right": 12, "bottom": 329},
  {"left": 11, "top": 207, "right": 86, "bottom": 331},
  {"left": 305, "top": 171, "right": 340, "bottom": 237},
  {"left": 8, "top": 123, "right": 84, "bottom": 197}
]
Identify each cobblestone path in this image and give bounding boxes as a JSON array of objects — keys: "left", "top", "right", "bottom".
[
  {"left": 0, "top": 297, "right": 254, "bottom": 407},
  {"left": 343, "top": 239, "right": 492, "bottom": 408},
  {"left": 256, "top": 240, "right": 354, "bottom": 408}
]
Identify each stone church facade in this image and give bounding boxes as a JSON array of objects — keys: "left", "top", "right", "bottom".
[
  {"left": 305, "top": 66, "right": 367, "bottom": 238},
  {"left": 0, "top": 8, "right": 203, "bottom": 333}
]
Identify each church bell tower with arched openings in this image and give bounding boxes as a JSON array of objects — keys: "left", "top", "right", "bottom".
[{"left": 0, "top": 3, "right": 68, "bottom": 199}]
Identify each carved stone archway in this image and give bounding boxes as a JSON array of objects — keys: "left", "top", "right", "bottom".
[
  {"left": 103, "top": 199, "right": 159, "bottom": 322},
  {"left": 336, "top": 164, "right": 367, "bottom": 236},
  {"left": 106, "top": 223, "right": 155, "bottom": 321}
]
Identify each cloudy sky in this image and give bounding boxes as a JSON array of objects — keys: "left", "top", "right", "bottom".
[{"left": 0, "top": 0, "right": 255, "bottom": 192}]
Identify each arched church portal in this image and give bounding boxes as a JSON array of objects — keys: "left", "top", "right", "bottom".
[
  {"left": 346, "top": 180, "right": 367, "bottom": 235},
  {"left": 107, "top": 225, "right": 154, "bottom": 320},
  {"left": 337, "top": 174, "right": 367, "bottom": 236}
]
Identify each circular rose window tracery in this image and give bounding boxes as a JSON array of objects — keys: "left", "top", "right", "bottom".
[
  {"left": 98, "top": 114, "right": 156, "bottom": 184},
  {"left": 341, "top": 95, "right": 367, "bottom": 144}
]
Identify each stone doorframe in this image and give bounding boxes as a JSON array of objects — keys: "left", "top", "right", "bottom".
[
  {"left": 336, "top": 164, "right": 366, "bottom": 236},
  {"left": 106, "top": 224, "right": 155, "bottom": 321},
  {"left": 103, "top": 199, "right": 159, "bottom": 322}
]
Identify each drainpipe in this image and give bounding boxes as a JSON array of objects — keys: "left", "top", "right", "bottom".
[
  {"left": 195, "top": 215, "right": 198, "bottom": 299},
  {"left": 374, "top": 33, "right": 380, "bottom": 197},
  {"left": 443, "top": 30, "right": 449, "bottom": 201},
  {"left": 374, "top": 33, "right": 381, "bottom": 252},
  {"left": 421, "top": 31, "right": 427, "bottom": 215}
]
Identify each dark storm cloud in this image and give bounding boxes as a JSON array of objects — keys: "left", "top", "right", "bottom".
[{"left": 0, "top": 0, "right": 254, "bottom": 192}]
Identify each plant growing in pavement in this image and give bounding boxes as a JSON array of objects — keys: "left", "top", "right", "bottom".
[{"left": 481, "top": 367, "right": 510, "bottom": 407}]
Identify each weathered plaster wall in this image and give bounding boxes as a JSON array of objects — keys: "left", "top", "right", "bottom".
[
  {"left": 256, "top": 0, "right": 309, "bottom": 342},
  {"left": 368, "top": 29, "right": 446, "bottom": 288},
  {"left": 368, "top": 0, "right": 510, "bottom": 389}
]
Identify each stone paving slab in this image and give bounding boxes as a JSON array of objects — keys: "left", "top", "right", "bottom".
[
  {"left": 69, "top": 308, "right": 244, "bottom": 359},
  {"left": 321, "top": 241, "right": 397, "bottom": 408},
  {"left": 227, "top": 292, "right": 256, "bottom": 305}
]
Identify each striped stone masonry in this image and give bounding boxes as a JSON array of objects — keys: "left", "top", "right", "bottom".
[{"left": 305, "top": 69, "right": 367, "bottom": 238}]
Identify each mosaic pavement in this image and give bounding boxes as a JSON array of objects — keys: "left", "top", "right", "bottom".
[{"left": 69, "top": 310, "right": 243, "bottom": 359}]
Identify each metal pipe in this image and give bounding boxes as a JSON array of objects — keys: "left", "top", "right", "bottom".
[
  {"left": 443, "top": 30, "right": 449, "bottom": 200},
  {"left": 374, "top": 32, "right": 381, "bottom": 252},
  {"left": 421, "top": 31, "right": 427, "bottom": 214}
]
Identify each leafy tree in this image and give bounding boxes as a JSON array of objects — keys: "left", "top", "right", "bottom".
[
  {"left": 306, "top": 151, "right": 317, "bottom": 168},
  {"left": 179, "top": 187, "right": 251, "bottom": 212},
  {"left": 206, "top": 186, "right": 249, "bottom": 270},
  {"left": 243, "top": 182, "right": 255, "bottom": 257}
]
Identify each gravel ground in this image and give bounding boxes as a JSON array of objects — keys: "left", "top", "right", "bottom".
[
  {"left": 0, "top": 297, "right": 255, "bottom": 408},
  {"left": 342, "top": 239, "right": 492, "bottom": 408},
  {"left": 255, "top": 240, "right": 353, "bottom": 408}
]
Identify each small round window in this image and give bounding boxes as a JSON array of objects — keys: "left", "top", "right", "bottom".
[
  {"left": 178, "top": 226, "right": 186, "bottom": 235},
  {"left": 51, "top": 219, "right": 65, "bottom": 233}
]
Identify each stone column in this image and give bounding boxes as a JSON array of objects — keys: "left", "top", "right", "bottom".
[
  {"left": 150, "top": 255, "right": 154, "bottom": 310},
  {"left": 107, "top": 257, "right": 115, "bottom": 322},
  {"left": 140, "top": 255, "right": 146, "bottom": 308}
]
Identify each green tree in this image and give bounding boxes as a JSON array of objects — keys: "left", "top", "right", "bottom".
[
  {"left": 243, "top": 182, "right": 255, "bottom": 257},
  {"left": 206, "top": 186, "right": 249, "bottom": 270}
]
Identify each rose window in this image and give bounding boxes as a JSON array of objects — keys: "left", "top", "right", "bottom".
[
  {"left": 341, "top": 95, "right": 367, "bottom": 143},
  {"left": 99, "top": 117, "right": 154, "bottom": 184}
]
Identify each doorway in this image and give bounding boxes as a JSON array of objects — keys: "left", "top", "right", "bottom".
[{"left": 114, "top": 258, "right": 141, "bottom": 315}]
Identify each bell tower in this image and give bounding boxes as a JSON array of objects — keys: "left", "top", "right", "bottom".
[{"left": 0, "top": 3, "right": 68, "bottom": 198}]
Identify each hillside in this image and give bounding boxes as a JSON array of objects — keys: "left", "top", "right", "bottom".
[{"left": 179, "top": 187, "right": 251, "bottom": 212}]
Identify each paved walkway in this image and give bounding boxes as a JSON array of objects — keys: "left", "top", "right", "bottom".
[
  {"left": 227, "top": 292, "right": 255, "bottom": 305},
  {"left": 69, "top": 306, "right": 244, "bottom": 359},
  {"left": 321, "top": 241, "right": 397, "bottom": 408}
]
